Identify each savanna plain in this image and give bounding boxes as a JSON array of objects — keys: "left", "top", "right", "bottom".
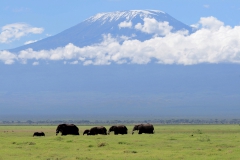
[{"left": 0, "top": 125, "right": 240, "bottom": 160}]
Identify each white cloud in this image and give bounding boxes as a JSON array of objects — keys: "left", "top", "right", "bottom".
[
  {"left": 1, "top": 17, "right": 240, "bottom": 66},
  {"left": 118, "top": 21, "right": 132, "bottom": 28},
  {"left": 135, "top": 18, "right": 173, "bottom": 36},
  {"left": 0, "top": 23, "right": 44, "bottom": 43},
  {"left": 0, "top": 50, "right": 17, "bottom": 64},
  {"left": 24, "top": 40, "right": 38, "bottom": 45},
  {"left": 70, "top": 60, "right": 78, "bottom": 64},
  {"left": 32, "top": 61, "right": 39, "bottom": 65},
  {"left": 196, "top": 16, "right": 224, "bottom": 31}
]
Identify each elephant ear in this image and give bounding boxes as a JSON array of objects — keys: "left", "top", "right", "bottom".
[
  {"left": 110, "top": 126, "right": 115, "bottom": 130},
  {"left": 137, "top": 124, "right": 143, "bottom": 129},
  {"left": 134, "top": 125, "right": 139, "bottom": 130}
]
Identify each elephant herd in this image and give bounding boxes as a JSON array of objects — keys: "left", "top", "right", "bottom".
[{"left": 33, "top": 123, "right": 154, "bottom": 136}]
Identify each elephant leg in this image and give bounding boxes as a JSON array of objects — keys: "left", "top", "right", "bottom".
[{"left": 61, "top": 132, "right": 67, "bottom": 136}]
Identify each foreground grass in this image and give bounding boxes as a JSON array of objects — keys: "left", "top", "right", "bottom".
[{"left": 0, "top": 125, "right": 240, "bottom": 160}]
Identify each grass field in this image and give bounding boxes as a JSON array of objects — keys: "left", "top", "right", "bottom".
[{"left": 0, "top": 125, "right": 240, "bottom": 160}]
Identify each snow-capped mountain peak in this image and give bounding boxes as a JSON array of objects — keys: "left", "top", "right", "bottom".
[
  {"left": 87, "top": 10, "right": 166, "bottom": 23},
  {"left": 9, "top": 9, "right": 192, "bottom": 52}
]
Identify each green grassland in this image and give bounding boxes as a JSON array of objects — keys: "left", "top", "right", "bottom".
[{"left": 0, "top": 125, "right": 240, "bottom": 160}]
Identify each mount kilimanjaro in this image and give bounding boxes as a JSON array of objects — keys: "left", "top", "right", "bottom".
[{"left": 9, "top": 10, "right": 193, "bottom": 53}]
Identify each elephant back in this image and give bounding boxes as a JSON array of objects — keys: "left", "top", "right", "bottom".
[
  {"left": 141, "top": 123, "right": 154, "bottom": 129},
  {"left": 98, "top": 126, "right": 107, "bottom": 135},
  {"left": 56, "top": 123, "right": 79, "bottom": 135},
  {"left": 132, "top": 123, "right": 154, "bottom": 134}
]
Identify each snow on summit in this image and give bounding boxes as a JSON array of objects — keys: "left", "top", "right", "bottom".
[{"left": 87, "top": 10, "right": 166, "bottom": 23}]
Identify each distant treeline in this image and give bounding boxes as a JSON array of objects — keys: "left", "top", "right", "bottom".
[{"left": 1, "top": 119, "right": 240, "bottom": 125}]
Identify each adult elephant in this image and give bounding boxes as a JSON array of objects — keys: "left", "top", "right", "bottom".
[
  {"left": 33, "top": 132, "right": 45, "bottom": 137},
  {"left": 83, "top": 129, "right": 90, "bottom": 135},
  {"left": 108, "top": 125, "right": 128, "bottom": 135},
  {"left": 88, "top": 126, "right": 107, "bottom": 135},
  {"left": 132, "top": 123, "right": 154, "bottom": 134},
  {"left": 56, "top": 124, "right": 79, "bottom": 136}
]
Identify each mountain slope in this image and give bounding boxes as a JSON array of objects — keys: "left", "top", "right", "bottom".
[
  {"left": 9, "top": 10, "right": 193, "bottom": 53},
  {"left": 1, "top": 63, "right": 240, "bottom": 118}
]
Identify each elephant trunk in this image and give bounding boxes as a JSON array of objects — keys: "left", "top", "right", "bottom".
[{"left": 132, "top": 128, "right": 136, "bottom": 134}]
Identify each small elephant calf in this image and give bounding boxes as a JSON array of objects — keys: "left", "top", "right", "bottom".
[
  {"left": 83, "top": 129, "right": 90, "bottom": 135},
  {"left": 33, "top": 132, "right": 45, "bottom": 137}
]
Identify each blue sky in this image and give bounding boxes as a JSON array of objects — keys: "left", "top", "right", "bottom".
[
  {"left": 1, "top": 0, "right": 240, "bottom": 51},
  {"left": 1, "top": 0, "right": 240, "bottom": 120}
]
